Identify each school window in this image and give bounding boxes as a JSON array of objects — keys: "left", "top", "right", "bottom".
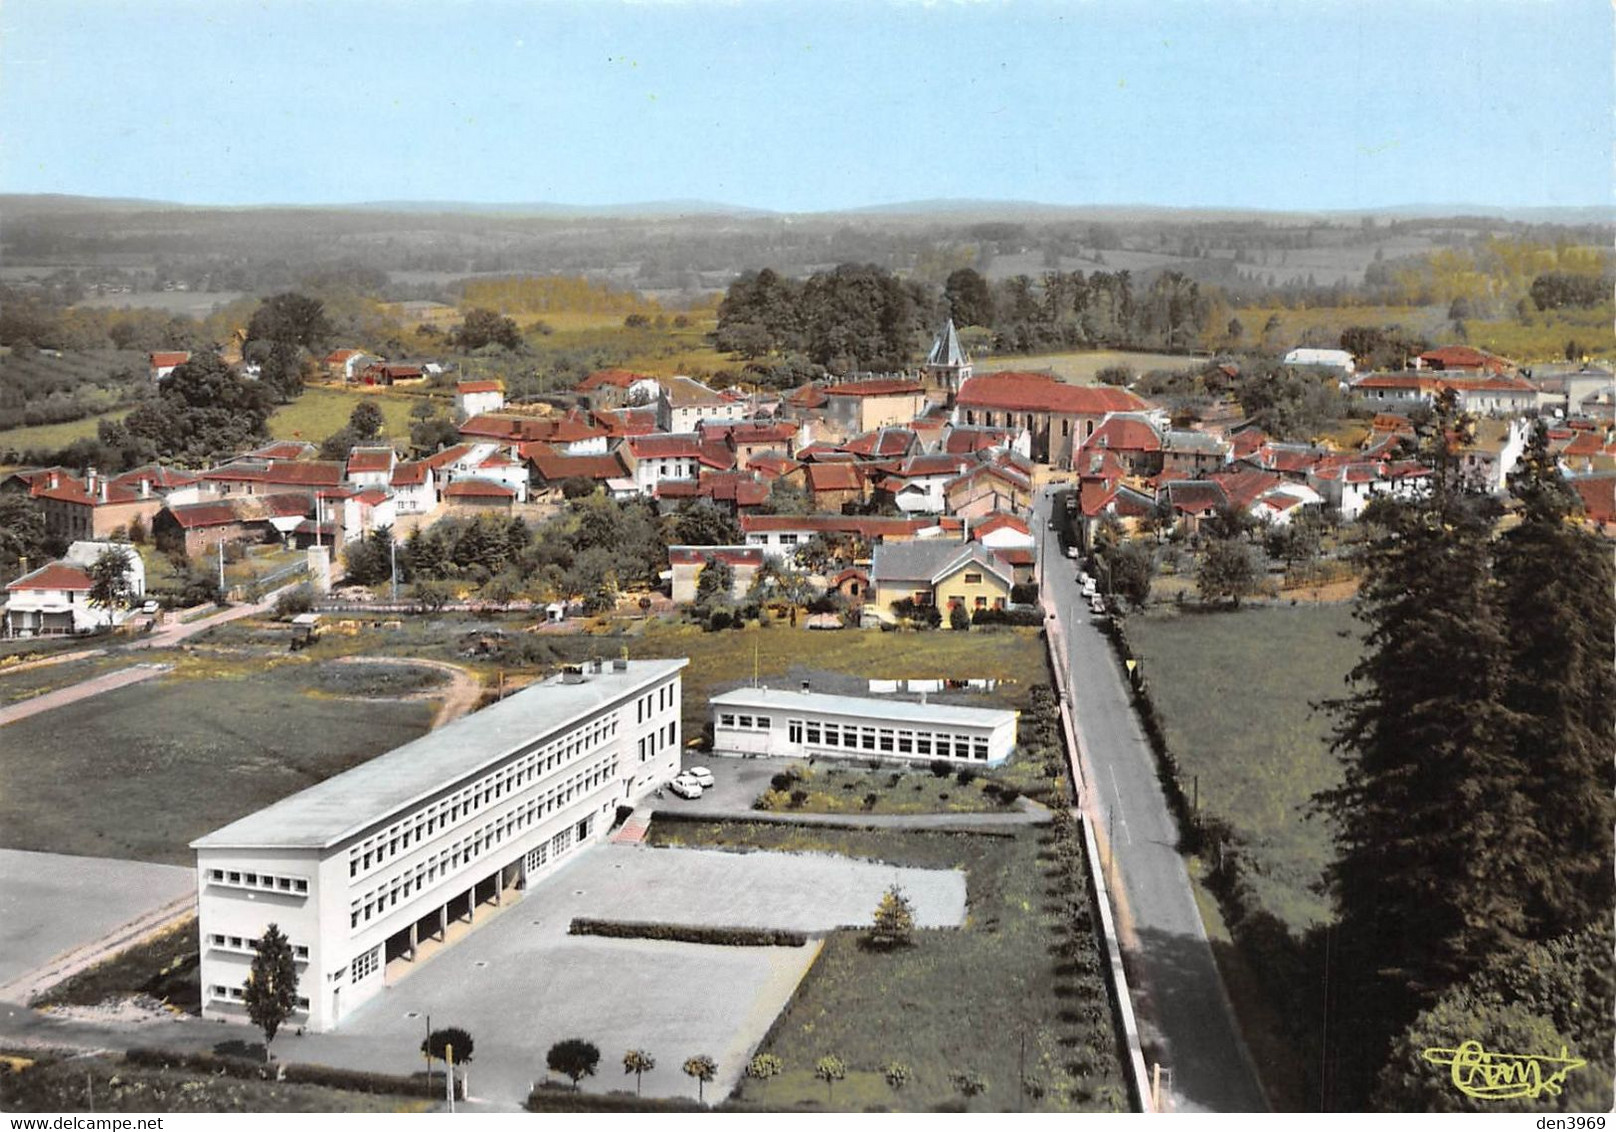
[
  {"left": 898, "top": 732, "right": 913, "bottom": 754},
  {"left": 861, "top": 729, "right": 877, "bottom": 751},
  {"left": 916, "top": 736, "right": 931, "bottom": 755},
  {"left": 756, "top": 716, "right": 771, "bottom": 729},
  {"left": 878, "top": 730, "right": 894, "bottom": 752},
  {"left": 955, "top": 739, "right": 971, "bottom": 759},
  {"left": 720, "top": 714, "right": 735, "bottom": 727},
  {"left": 788, "top": 721, "right": 803, "bottom": 743},
  {"left": 738, "top": 715, "right": 753, "bottom": 728},
  {"left": 823, "top": 725, "right": 839, "bottom": 746},
  {"left": 806, "top": 723, "right": 821, "bottom": 744},
  {"left": 974, "top": 740, "right": 990, "bottom": 761}
]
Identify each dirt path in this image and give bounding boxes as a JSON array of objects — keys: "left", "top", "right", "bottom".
[
  {"left": 0, "top": 664, "right": 171, "bottom": 729},
  {"left": 329, "top": 655, "right": 482, "bottom": 728}
]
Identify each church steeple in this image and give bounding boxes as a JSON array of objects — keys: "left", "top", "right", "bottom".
[{"left": 922, "top": 318, "right": 972, "bottom": 399}]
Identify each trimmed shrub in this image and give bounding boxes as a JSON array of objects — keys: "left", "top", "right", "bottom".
[{"left": 568, "top": 918, "right": 806, "bottom": 947}]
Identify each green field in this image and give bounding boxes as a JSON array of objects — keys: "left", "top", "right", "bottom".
[
  {"left": 266, "top": 386, "right": 425, "bottom": 445},
  {"left": 976, "top": 349, "right": 1204, "bottom": 383},
  {"left": 649, "top": 821, "right": 1126, "bottom": 1112},
  {"left": 0, "top": 661, "right": 436, "bottom": 865},
  {"left": 1123, "top": 603, "right": 1361, "bottom": 930},
  {"left": 0, "top": 409, "right": 128, "bottom": 456}
]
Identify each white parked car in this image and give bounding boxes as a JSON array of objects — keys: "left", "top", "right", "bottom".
[
  {"left": 1080, "top": 579, "right": 1098, "bottom": 598},
  {"left": 140, "top": 599, "right": 160, "bottom": 614},
  {"left": 668, "top": 775, "right": 704, "bottom": 800},
  {"left": 684, "top": 766, "right": 715, "bottom": 788}
]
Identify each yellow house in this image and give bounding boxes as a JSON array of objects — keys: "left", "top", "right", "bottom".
[{"left": 868, "top": 541, "right": 1015, "bottom": 627}]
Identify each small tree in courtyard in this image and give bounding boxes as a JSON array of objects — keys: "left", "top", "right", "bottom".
[
  {"left": 814, "top": 1054, "right": 847, "bottom": 1104},
  {"left": 683, "top": 1054, "right": 717, "bottom": 1103},
  {"left": 867, "top": 884, "right": 916, "bottom": 949},
  {"left": 87, "top": 545, "right": 136, "bottom": 612},
  {"left": 243, "top": 923, "right": 298, "bottom": 1063},
  {"left": 422, "top": 1027, "right": 474, "bottom": 1095},
  {"left": 622, "top": 1048, "right": 656, "bottom": 1096},
  {"left": 883, "top": 1061, "right": 912, "bottom": 1095},
  {"left": 948, "top": 602, "right": 970, "bottom": 631},
  {"left": 546, "top": 1038, "right": 600, "bottom": 1090}
]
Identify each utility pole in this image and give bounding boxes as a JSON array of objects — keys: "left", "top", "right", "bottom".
[
  {"left": 218, "top": 540, "right": 226, "bottom": 599},
  {"left": 390, "top": 533, "right": 398, "bottom": 604}
]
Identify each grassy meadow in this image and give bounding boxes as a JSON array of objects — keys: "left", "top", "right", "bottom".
[
  {"left": 266, "top": 385, "right": 424, "bottom": 445},
  {"left": 975, "top": 349, "right": 1204, "bottom": 383},
  {"left": 0, "top": 660, "right": 436, "bottom": 864},
  {"left": 1122, "top": 602, "right": 1361, "bottom": 930}
]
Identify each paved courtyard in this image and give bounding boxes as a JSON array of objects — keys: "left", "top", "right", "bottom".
[
  {"left": 0, "top": 849, "right": 194, "bottom": 999},
  {"left": 276, "top": 841, "right": 965, "bottom": 1107}
]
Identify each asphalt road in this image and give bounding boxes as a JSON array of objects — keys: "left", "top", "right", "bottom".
[{"left": 1034, "top": 489, "right": 1267, "bottom": 1113}]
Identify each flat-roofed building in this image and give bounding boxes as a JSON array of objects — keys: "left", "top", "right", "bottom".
[
  {"left": 191, "top": 658, "right": 687, "bottom": 1033},
  {"left": 709, "top": 686, "right": 1017, "bottom": 767}
]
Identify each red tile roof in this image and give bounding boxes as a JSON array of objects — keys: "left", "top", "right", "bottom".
[
  {"left": 596, "top": 406, "right": 661, "bottom": 437},
  {"left": 627, "top": 433, "right": 703, "bottom": 460},
  {"left": 740, "top": 514, "right": 947, "bottom": 539},
  {"left": 958, "top": 372, "right": 1151, "bottom": 415},
  {"left": 972, "top": 512, "right": 1031, "bottom": 538},
  {"left": 149, "top": 351, "right": 190, "bottom": 368},
  {"left": 1084, "top": 413, "right": 1163, "bottom": 453},
  {"left": 1419, "top": 345, "right": 1513, "bottom": 372},
  {"left": 443, "top": 480, "right": 517, "bottom": 500},
  {"left": 1165, "top": 481, "right": 1228, "bottom": 514},
  {"left": 1570, "top": 475, "right": 1616, "bottom": 525},
  {"left": 842, "top": 428, "right": 917, "bottom": 458},
  {"left": 822, "top": 378, "right": 925, "bottom": 398},
  {"left": 668, "top": 546, "right": 766, "bottom": 568},
  {"left": 6, "top": 562, "right": 92, "bottom": 592},
  {"left": 942, "top": 425, "right": 1015, "bottom": 455},
  {"left": 457, "top": 380, "right": 503, "bottom": 394},
  {"left": 523, "top": 443, "right": 628, "bottom": 483},
  {"left": 346, "top": 447, "right": 396, "bottom": 474},
  {"left": 390, "top": 461, "right": 431, "bottom": 487},
  {"left": 805, "top": 463, "right": 865, "bottom": 493}
]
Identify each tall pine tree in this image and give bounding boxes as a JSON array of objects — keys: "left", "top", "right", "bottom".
[
  {"left": 1317, "top": 391, "right": 1542, "bottom": 1105},
  {"left": 1494, "top": 420, "right": 1616, "bottom": 940}
]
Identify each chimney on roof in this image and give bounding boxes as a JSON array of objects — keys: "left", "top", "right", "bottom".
[
  {"left": 99, "top": 479, "right": 109, "bottom": 503},
  {"left": 140, "top": 478, "right": 151, "bottom": 499},
  {"left": 561, "top": 663, "right": 585, "bottom": 685},
  {"left": 48, "top": 472, "right": 59, "bottom": 490},
  {"left": 590, "top": 657, "right": 604, "bottom": 674},
  {"left": 800, "top": 680, "right": 811, "bottom": 694},
  {"left": 86, "top": 467, "right": 97, "bottom": 494}
]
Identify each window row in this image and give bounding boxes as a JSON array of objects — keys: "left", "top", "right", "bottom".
[
  {"left": 638, "top": 720, "right": 678, "bottom": 762},
  {"left": 717, "top": 714, "right": 772, "bottom": 730},
  {"left": 348, "top": 712, "right": 621, "bottom": 881},
  {"left": 786, "top": 720, "right": 989, "bottom": 761},
  {"left": 206, "top": 933, "right": 309, "bottom": 960},
  {"left": 634, "top": 680, "right": 677, "bottom": 724},
  {"left": 205, "top": 869, "right": 308, "bottom": 895},
  {"left": 210, "top": 985, "right": 310, "bottom": 1011},
  {"left": 349, "top": 760, "right": 616, "bottom": 931}
]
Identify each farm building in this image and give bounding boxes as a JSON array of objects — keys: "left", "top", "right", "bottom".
[
  {"left": 709, "top": 685, "right": 1017, "bottom": 766},
  {"left": 191, "top": 658, "right": 688, "bottom": 1033}
]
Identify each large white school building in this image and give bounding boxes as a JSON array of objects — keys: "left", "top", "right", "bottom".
[
  {"left": 191, "top": 657, "right": 687, "bottom": 1033},
  {"left": 709, "top": 686, "right": 1018, "bottom": 767}
]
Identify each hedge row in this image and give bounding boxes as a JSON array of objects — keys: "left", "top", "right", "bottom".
[
  {"left": 971, "top": 607, "right": 1045, "bottom": 627},
  {"left": 124, "top": 1047, "right": 459, "bottom": 1100},
  {"left": 569, "top": 918, "right": 807, "bottom": 948},
  {"left": 526, "top": 1086, "right": 714, "bottom": 1112}
]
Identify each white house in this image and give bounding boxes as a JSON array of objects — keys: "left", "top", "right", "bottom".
[
  {"left": 660, "top": 376, "right": 747, "bottom": 433},
  {"left": 192, "top": 658, "right": 688, "bottom": 1033},
  {"left": 626, "top": 434, "right": 705, "bottom": 495},
  {"left": 1307, "top": 461, "right": 1431, "bottom": 521},
  {"left": 710, "top": 685, "right": 1017, "bottom": 766},
  {"left": 455, "top": 380, "right": 506, "bottom": 419},
  {"left": 388, "top": 462, "right": 439, "bottom": 515},
  {"left": 3, "top": 542, "right": 145, "bottom": 637}
]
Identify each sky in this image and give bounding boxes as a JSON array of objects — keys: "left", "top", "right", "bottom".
[{"left": 1, "top": 0, "right": 1609, "bottom": 213}]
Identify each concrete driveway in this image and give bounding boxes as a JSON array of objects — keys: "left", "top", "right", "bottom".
[{"left": 275, "top": 841, "right": 966, "bottom": 1108}]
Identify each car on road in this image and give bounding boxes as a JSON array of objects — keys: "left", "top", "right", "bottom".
[
  {"left": 139, "top": 599, "right": 160, "bottom": 614},
  {"left": 1080, "top": 578, "right": 1098, "bottom": 598},
  {"left": 1089, "top": 595, "right": 1107, "bottom": 616},
  {"left": 668, "top": 775, "right": 704, "bottom": 800},
  {"left": 684, "top": 766, "right": 715, "bottom": 788}
]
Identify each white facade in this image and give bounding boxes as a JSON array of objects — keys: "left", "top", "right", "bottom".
[
  {"left": 1283, "top": 347, "right": 1356, "bottom": 374},
  {"left": 192, "top": 658, "right": 687, "bottom": 1033},
  {"left": 455, "top": 386, "right": 506, "bottom": 418},
  {"left": 710, "top": 686, "right": 1017, "bottom": 767}
]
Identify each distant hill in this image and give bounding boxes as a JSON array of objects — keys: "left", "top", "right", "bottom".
[{"left": 1, "top": 193, "right": 1606, "bottom": 227}]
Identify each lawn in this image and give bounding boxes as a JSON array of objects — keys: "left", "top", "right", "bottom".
[
  {"left": 1122, "top": 603, "right": 1360, "bottom": 930},
  {"left": 647, "top": 820, "right": 1127, "bottom": 1112},
  {"left": 975, "top": 349, "right": 1203, "bottom": 384},
  {"left": 34, "top": 917, "right": 200, "bottom": 1012},
  {"left": 266, "top": 386, "right": 424, "bottom": 445},
  {"left": 751, "top": 761, "right": 1019, "bottom": 816},
  {"left": 0, "top": 654, "right": 130, "bottom": 707},
  {"left": 0, "top": 1053, "right": 430, "bottom": 1113},
  {"left": 0, "top": 409, "right": 128, "bottom": 457},
  {"left": 0, "top": 662, "right": 436, "bottom": 865}
]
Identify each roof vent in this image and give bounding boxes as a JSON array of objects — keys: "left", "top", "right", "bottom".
[
  {"left": 612, "top": 657, "right": 628, "bottom": 671},
  {"left": 800, "top": 680, "right": 811, "bottom": 694},
  {"left": 590, "top": 657, "right": 604, "bottom": 674},
  {"left": 560, "top": 663, "right": 586, "bottom": 685}
]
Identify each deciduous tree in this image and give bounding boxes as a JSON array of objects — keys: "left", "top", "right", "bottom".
[{"left": 546, "top": 1038, "right": 600, "bottom": 1090}]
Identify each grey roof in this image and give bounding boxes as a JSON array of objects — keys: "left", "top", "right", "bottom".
[
  {"left": 1164, "top": 430, "right": 1230, "bottom": 454},
  {"left": 868, "top": 539, "right": 1013, "bottom": 587},
  {"left": 191, "top": 659, "right": 688, "bottom": 852},
  {"left": 711, "top": 686, "right": 1016, "bottom": 730},
  {"left": 926, "top": 319, "right": 969, "bottom": 368}
]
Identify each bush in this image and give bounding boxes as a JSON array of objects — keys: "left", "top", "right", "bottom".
[
  {"left": 1010, "top": 582, "right": 1039, "bottom": 604},
  {"left": 788, "top": 788, "right": 809, "bottom": 809},
  {"left": 273, "top": 585, "right": 315, "bottom": 619},
  {"left": 972, "top": 607, "right": 1044, "bottom": 627},
  {"left": 568, "top": 918, "right": 806, "bottom": 947},
  {"left": 890, "top": 598, "right": 942, "bottom": 628},
  {"left": 929, "top": 759, "right": 952, "bottom": 778},
  {"left": 123, "top": 1048, "right": 457, "bottom": 1099},
  {"left": 955, "top": 768, "right": 977, "bottom": 786},
  {"left": 948, "top": 603, "right": 971, "bottom": 631}
]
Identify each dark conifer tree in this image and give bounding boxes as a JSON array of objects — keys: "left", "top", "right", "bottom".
[
  {"left": 1317, "top": 390, "right": 1540, "bottom": 1104},
  {"left": 1494, "top": 420, "right": 1616, "bottom": 940}
]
